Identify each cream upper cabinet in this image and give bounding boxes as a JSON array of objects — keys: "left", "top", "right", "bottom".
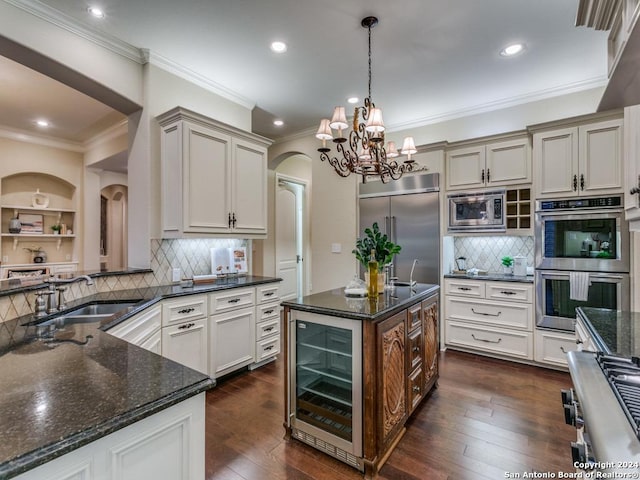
[
  {"left": 624, "top": 105, "right": 640, "bottom": 225},
  {"left": 157, "top": 107, "right": 272, "bottom": 238},
  {"left": 533, "top": 116, "right": 623, "bottom": 199},
  {"left": 446, "top": 134, "right": 531, "bottom": 191}
]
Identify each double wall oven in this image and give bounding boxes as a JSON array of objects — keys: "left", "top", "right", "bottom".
[{"left": 534, "top": 195, "right": 630, "bottom": 331}]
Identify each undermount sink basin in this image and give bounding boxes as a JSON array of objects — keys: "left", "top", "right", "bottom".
[{"left": 63, "top": 302, "right": 138, "bottom": 318}]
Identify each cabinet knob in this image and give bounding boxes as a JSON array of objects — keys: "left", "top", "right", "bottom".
[
  {"left": 412, "top": 346, "right": 420, "bottom": 353},
  {"left": 412, "top": 385, "right": 421, "bottom": 393}
]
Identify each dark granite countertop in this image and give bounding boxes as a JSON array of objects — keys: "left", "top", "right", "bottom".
[
  {"left": 0, "top": 275, "right": 280, "bottom": 479},
  {"left": 444, "top": 272, "right": 534, "bottom": 283},
  {"left": 281, "top": 283, "right": 439, "bottom": 321},
  {"left": 576, "top": 307, "right": 640, "bottom": 357}
]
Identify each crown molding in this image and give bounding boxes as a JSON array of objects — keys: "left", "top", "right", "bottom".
[
  {"left": 143, "top": 50, "right": 256, "bottom": 110},
  {"left": 4, "top": 0, "right": 145, "bottom": 63},
  {"left": 386, "top": 76, "right": 608, "bottom": 133},
  {"left": 0, "top": 124, "right": 84, "bottom": 152}
]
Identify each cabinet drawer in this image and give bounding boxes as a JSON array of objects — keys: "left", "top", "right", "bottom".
[
  {"left": 257, "top": 283, "right": 280, "bottom": 304},
  {"left": 162, "top": 295, "right": 207, "bottom": 327},
  {"left": 534, "top": 330, "right": 577, "bottom": 368},
  {"left": 408, "top": 366, "right": 424, "bottom": 413},
  {"left": 446, "top": 321, "right": 533, "bottom": 360},
  {"left": 257, "top": 302, "right": 280, "bottom": 322},
  {"left": 256, "top": 335, "right": 280, "bottom": 362},
  {"left": 445, "top": 297, "right": 532, "bottom": 330},
  {"left": 209, "top": 287, "right": 255, "bottom": 313},
  {"left": 408, "top": 303, "right": 422, "bottom": 331},
  {"left": 256, "top": 317, "right": 280, "bottom": 341},
  {"left": 486, "top": 282, "right": 533, "bottom": 303},
  {"left": 109, "top": 305, "right": 162, "bottom": 345},
  {"left": 444, "top": 279, "right": 485, "bottom": 298},
  {"left": 408, "top": 327, "right": 423, "bottom": 371}
]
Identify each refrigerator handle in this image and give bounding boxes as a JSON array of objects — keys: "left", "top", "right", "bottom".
[
  {"left": 385, "top": 216, "right": 391, "bottom": 237},
  {"left": 391, "top": 216, "right": 397, "bottom": 244}
]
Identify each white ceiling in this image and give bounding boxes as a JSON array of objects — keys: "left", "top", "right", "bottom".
[{"left": 1, "top": 0, "right": 609, "bottom": 144}]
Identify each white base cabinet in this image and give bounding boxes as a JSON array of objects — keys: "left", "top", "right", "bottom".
[
  {"left": 108, "top": 305, "right": 162, "bottom": 354},
  {"left": 161, "top": 295, "right": 209, "bottom": 375},
  {"left": 209, "top": 306, "right": 255, "bottom": 378},
  {"left": 534, "top": 329, "right": 578, "bottom": 369},
  {"left": 444, "top": 278, "right": 534, "bottom": 361},
  {"left": 252, "top": 283, "right": 281, "bottom": 366},
  {"left": 14, "top": 393, "right": 206, "bottom": 480}
]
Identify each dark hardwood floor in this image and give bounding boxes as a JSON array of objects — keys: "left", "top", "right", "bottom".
[{"left": 205, "top": 350, "right": 576, "bottom": 479}]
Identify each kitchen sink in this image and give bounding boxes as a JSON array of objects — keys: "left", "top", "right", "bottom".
[
  {"left": 391, "top": 281, "right": 416, "bottom": 287},
  {"left": 33, "top": 302, "right": 140, "bottom": 329},
  {"left": 63, "top": 302, "right": 139, "bottom": 318}
]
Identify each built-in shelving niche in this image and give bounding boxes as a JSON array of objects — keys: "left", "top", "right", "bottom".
[{"left": 0, "top": 173, "right": 77, "bottom": 272}]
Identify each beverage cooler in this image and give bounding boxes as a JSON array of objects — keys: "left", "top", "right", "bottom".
[{"left": 288, "top": 310, "right": 364, "bottom": 471}]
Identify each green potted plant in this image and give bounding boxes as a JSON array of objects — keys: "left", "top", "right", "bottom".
[
  {"left": 501, "top": 256, "right": 514, "bottom": 275},
  {"left": 51, "top": 224, "right": 62, "bottom": 235},
  {"left": 353, "top": 222, "right": 401, "bottom": 288}
]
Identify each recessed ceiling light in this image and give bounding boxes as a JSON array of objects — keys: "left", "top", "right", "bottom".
[
  {"left": 273, "top": 120, "right": 284, "bottom": 127},
  {"left": 270, "top": 41, "right": 287, "bottom": 53},
  {"left": 500, "top": 43, "right": 525, "bottom": 57},
  {"left": 347, "top": 97, "right": 359, "bottom": 104},
  {"left": 87, "top": 6, "right": 105, "bottom": 18},
  {"left": 36, "top": 119, "right": 49, "bottom": 128}
]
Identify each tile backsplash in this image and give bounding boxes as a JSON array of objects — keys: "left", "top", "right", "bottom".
[
  {"left": 150, "top": 238, "right": 247, "bottom": 284},
  {"left": 454, "top": 236, "right": 534, "bottom": 273}
]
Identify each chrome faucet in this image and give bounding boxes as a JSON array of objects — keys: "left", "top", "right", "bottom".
[
  {"left": 409, "top": 259, "right": 418, "bottom": 287},
  {"left": 43, "top": 275, "right": 94, "bottom": 313}
]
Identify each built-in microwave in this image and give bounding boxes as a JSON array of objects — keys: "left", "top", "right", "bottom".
[{"left": 447, "top": 190, "right": 506, "bottom": 232}]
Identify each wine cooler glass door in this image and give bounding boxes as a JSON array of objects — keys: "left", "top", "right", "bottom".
[{"left": 290, "top": 312, "right": 362, "bottom": 457}]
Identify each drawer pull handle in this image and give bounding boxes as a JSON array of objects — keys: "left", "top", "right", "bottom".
[
  {"left": 228, "top": 298, "right": 241, "bottom": 304},
  {"left": 178, "top": 307, "right": 195, "bottom": 314},
  {"left": 458, "top": 287, "right": 472, "bottom": 291},
  {"left": 412, "top": 385, "right": 421, "bottom": 393},
  {"left": 560, "top": 346, "right": 568, "bottom": 354},
  {"left": 264, "top": 345, "right": 274, "bottom": 351},
  {"left": 471, "top": 308, "right": 501, "bottom": 317},
  {"left": 412, "top": 346, "right": 420, "bottom": 353},
  {"left": 471, "top": 333, "right": 502, "bottom": 344},
  {"left": 178, "top": 322, "right": 195, "bottom": 330},
  {"left": 499, "top": 290, "right": 516, "bottom": 295},
  {"left": 264, "top": 327, "right": 274, "bottom": 332},
  {"left": 264, "top": 309, "right": 275, "bottom": 315},
  {"left": 575, "top": 339, "right": 584, "bottom": 345},
  {"left": 264, "top": 292, "right": 275, "bottom": 297}
]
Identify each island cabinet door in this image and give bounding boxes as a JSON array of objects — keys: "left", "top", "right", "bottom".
[
  {"left": 422, "top": 296, "right": 440, "bottom": 392},
  {"left": 376, "top": 310, "right": 408, "bottom": 451}
]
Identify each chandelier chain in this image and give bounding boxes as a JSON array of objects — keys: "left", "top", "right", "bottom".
[{"left": 368, "top": 22, "right": 372, "bottom": 100}]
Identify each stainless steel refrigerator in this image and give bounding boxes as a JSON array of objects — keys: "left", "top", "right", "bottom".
[{"left": 358, "top": 173, "right": 440, "bottom": 285}]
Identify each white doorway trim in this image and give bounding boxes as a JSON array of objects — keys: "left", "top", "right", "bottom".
[{"left": 275, "top": 173, "right": 308, "bottom": 300}]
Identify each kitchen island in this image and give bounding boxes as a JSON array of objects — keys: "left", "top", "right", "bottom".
[{"left": 282, "top": 283, "right": 439, "bottom": 478}]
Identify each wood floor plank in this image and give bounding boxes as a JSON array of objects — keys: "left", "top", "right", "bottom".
[{"left": 205, "top": 349, "right": 576, "bottom": 479}]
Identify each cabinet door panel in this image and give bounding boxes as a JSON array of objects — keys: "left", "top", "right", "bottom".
[
  {"left": 579, "top": 118, "right": 623, "bottom": 195},
  {"left": 210, "top": 306, "right": 255, "bottom": 378},
  {"left": 534, "top": 127, "right": 578, "bottom": 198},
  {"left": 485, "top": 137, "right": 531, "bottom": 186},
  {"left": 446, "top": 145, "right": 485, "bottom": 190},
  {"left": 423, "top": 299, "right": 439, "bottom": 387},
  {"left": 232, "top": 139, "right": 267, "bottom": 234},
  {"left": 377, "top": 312, "right": 406, "bottom": 447},
  {"left": 183, "top": 123, "right": 231, "bottom": 233},
  {"left": 161, "top": 319, "right": 208, "bottom": 375}
]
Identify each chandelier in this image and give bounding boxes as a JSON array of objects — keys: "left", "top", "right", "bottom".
[{"left": 315, "top": 16, "right": 419, "bottom": 184}]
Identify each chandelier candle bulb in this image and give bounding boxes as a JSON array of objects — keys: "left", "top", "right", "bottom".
[
  {"left": 315, "top": 119, "right": 333, "bottom": 152},
  {"left": 330, "top": 106, "right": 348, "bottom": 139},
  {"left": 365, "top": 107, "right": 385, "bottom": 135},
  {"left": 401, "top": 136, "right": 417, "bottom": 162},
  {"left": 386, "top": 141, "right": 399, "bottom": 158}
]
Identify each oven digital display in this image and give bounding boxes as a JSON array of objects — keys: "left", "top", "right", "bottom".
[{"left": 539, "top": 196, "right": 622, "bottom": 210}]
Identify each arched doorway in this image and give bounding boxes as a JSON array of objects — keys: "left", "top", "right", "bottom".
[{"left": 100, "top": 184, "right": 128, "bottom": 271}]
